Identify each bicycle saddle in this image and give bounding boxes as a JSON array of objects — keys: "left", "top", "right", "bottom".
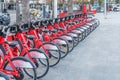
[
  {"left": 58, "top": 27, "right": 63, "bottom": 31},
  {"left": 74, "top": 20, "right": 79, "bottom": 23},
  {"left": 17, "top": 24, "right": 25, "bottom": 32},
  {"left": 18, "top": 23, "right": 29, "bottom": 32},
  {"left": 5, "top": 41, "right": 18, "bottom": 48},
  {"left": 8, "top": 25, "right": 17, "bottom": 33},
  {"left": 51, "top": 29, "right": 57, "bottom": 33},
  {"left": 41, "top": 20, "right": 47, "bottom": 26},
  {"left": 24, "top": 23, "right": 30, "bottom": 30},
  {"left": 60, "top": 17, "right": 65, "bottom": 22},
  {"left": 24, "top": 34, "right": 35, "bottom": 40},
  {"left": 33, "top": 21, "right": 39, "bottom": 26},
  {"left": 43, "top": 29, "right": 49, "bottom": 33},
  {"left": 55, "top": 18, "right": 60, "bottom": 23},
  {"left": 67, "top": 22, "right": 73, "bottom": 25}
]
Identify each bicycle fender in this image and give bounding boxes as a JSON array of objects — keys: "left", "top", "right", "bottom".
[
  {"left": 81, "top": 26, "right": 88, "bottom": 30},
  {"left": 52, "top": 39, "right": 67, "bottom": 45},
  {"left": 27, "top": 50, "right": 47, "bottom": 59},
  {"left": 67, "top": 33, "right": 78, "bottom": 37},
  {"left": 5, "top": 58, "right": 34, "bottom": 70},
  {"left": 13, "top": 60, "right": 34, "bottom": 68},
  {"left": 72, "top": 30, "right": 82, "bottom": 34},
  {"left": 60, "top": 36, "right": 73, "bottom": 41},
  {"left": 76, "top": 28, "right": 85, "bottom": 32},
  {"left": 42, "top": 44, "right": 58, "bottom": 51}
]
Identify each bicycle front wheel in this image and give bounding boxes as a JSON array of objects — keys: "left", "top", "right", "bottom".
[
  {"left": 52, "top": 38, "right": 69, "bottom": 58},
  {"left": 24, "top": 49, "right": 49, "bottom": 79},
  {"left": 66, "top": 32, "right": 79, "bottom": 47},
  {"left": 39, "top": 43, "right": 61, "bottom": 67},
  {"left": 4, "top": 56, "right": 36, "bottom": 80},
  {"left": 60, "top": 35, "right": 74, "bottom": 52}
]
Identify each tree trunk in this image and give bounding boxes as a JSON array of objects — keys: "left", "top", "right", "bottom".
[
  {"left": 21, "top": 0, "right": 30, "bottom": 22},
  {"left": 68, "top": 0, "right": 73, "bottom": 15}
]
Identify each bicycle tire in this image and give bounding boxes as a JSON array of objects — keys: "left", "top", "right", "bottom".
[
  {"left": 39, "top": 42, "right": 61, "bottom": 67},
  {"left": 66, "top": 32, "right": 79, "bottom": 47},
  {"left": 3, "top": 56, "right": 36, "bottom": 80},
  {"left": 71, "top": 29, "right": 83, "bottom": 42},
  {"left": 24, "top": 48, "right": 49, "bottom": 79},
  {"left": 60, "top": 35, "right": 74, "bottom": 52},
  {"left": 75, "top": 28, "right": 86, "bottom": 40},
  {"left": 74, "top": 28, "right": 84, "bottom": 42},
  {"left": 52, "top": 37, "right": 69, "bottom": 58},
  {"left": 0, "top": 72, "right": 10, "bottom": 80}
]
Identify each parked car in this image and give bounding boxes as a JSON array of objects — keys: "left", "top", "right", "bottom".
[
  {"left": 112, "top": 4, "right": 120, "bottom": 12},
  {"left": 96, "top": 7, "right": 104, "bottom": 13},
  {"left": 113, "top": 7, "right": 119, "bottom": 11},
  {"left": 107, "top": 5, "right": 113, "bottom": 11}
]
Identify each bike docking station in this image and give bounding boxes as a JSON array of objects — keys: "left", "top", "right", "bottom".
[{"left": 0, "top": 3, "right": 100, "bottom": 80}]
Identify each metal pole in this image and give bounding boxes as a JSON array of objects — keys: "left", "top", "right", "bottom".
[
  {"left": 43, "top": 0, "right": 47, "bottom": 19},
  {"left": 104, "top": 0, "right": 107, "bottom": 18},
  {"left": 16, "top": 0, "right": 21, "bottom": 24},
  {"left": 43, "top": 5, "right": 46, "bottom": 18},
  {"left": 54, "top": 0, "right": 57, "bottom": 18}
]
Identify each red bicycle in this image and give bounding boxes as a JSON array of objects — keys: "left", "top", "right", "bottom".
[
  {"left": 53, "top": 17, "right": 80, "bottom": 47},
  {"left": 35, "top": 20, "right": 69, "bottom": 58},
  {"left": 5, "top": 24, "right": 49, "bottom": 79},
  {"left": 47, "top": 19, "right": 74, "bottom": 53},
  {"left": 20, "top": 22, "right": 61, "bottom": 66},
  {"left": 0, "top": 26, "right": 37, "bottom": 80}
]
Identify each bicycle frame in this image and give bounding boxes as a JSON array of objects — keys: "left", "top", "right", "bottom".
[
  {"left": 27, "top": 23, "right": 60, "bottom": 56},
  {"left": 0, "top": 55, "right": 20, "bottom": 77},
  {"left": 0, "top": 34, "right": 35, "bottom": 78}
]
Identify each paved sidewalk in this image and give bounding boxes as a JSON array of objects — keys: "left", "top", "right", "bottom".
[{"left": 41, "top": 12, "right": 120, "bottom": 80}]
